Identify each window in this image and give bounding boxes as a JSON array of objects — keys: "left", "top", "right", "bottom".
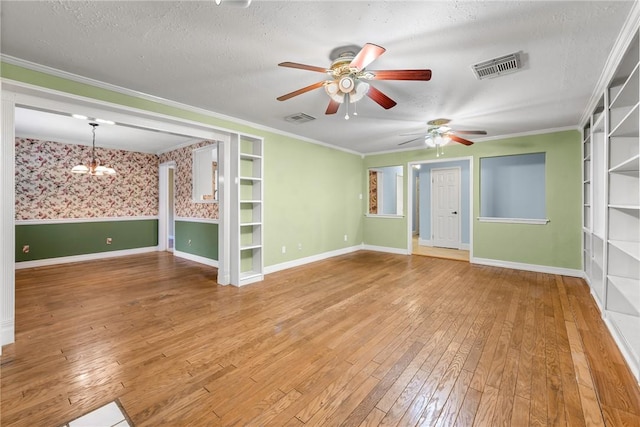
[
  {"left": 368, "top": 166, "right": 403, "bottom": 216},
  {"left": 480, "top": 153, "right": 547, "bottom": 223}
]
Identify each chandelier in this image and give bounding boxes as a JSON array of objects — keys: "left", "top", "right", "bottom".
[{"left": 71, "top": 123, "right": 116, "bottom": 176}]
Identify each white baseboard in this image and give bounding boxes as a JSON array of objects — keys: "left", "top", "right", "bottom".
[
  {"left": 15, "top": 246, "right": 159, "bottom": 269},
  {"left": 604, "top": 316, "right": 640, "bottom": 383},
  {"left": 1, "top": 319, "right": 15, "bottom": 346},
  {"left": 264, "top": 245, "right": 362, "bottom": 275},
  {"left": 362, "top": 244, "right": 409, "bottom": 255},
  {"left": 173, "top": 250, "right": 218, "bottom": 268},
  {"left": 470, "top": 257, "right": 583, "bottom": 277}
]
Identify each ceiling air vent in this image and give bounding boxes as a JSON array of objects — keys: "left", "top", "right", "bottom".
[
  {"left": 472, "top": 52, "right": 522, "bottom": 80},
  {"left": 284, "top": 112, "right": 316, "bottom": 124}
]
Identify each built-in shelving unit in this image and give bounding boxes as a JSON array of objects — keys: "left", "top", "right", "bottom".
[
  {"left": 230, "top": 134, "right": 264, "bottom": 286},
  {"left": 583, "top": 31, "right": 640, "bottom": 382}
]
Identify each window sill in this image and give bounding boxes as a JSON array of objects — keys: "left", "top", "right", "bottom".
[
  {"left": 365, "top": 214, "right": 405, "bottom": 219},
  {"left": 477, "top": 217, "right": 549, "bottom": 225}
]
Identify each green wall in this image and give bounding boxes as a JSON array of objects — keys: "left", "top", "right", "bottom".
[
  {"left": 3, "top": 62, "right": 363, "bottom": 268},
  {"left": 175, "top": 221, "right": 218, "bottom": 260},
  {"left": 264, "top": 136, "right": 363, "bottom": 267},
  {"left": 363, "top": 130, "right": 582, "bottom": 269},
  {"left": 15, "top": 220, "right": 158, "bottom": 262}
]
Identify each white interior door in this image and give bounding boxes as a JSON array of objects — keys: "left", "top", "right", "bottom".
[{"left": 431, "top": 167, "right": 461, "bottom": 249}]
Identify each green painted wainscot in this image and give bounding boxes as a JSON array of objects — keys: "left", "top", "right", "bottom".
[{"left": 16, "top": 220, "right": 158, "bottom": 262}]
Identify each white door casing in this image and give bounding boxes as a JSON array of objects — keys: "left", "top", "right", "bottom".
[{"left": 431, "top": 167, "right": 461, "bottom": 249}]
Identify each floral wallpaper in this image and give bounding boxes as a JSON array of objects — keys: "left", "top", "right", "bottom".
[
  {"left": 159, "top": 140, "right": 219, "bottom": 220},
  {"left": 15, "top": 138, "right": 159, "bottom": 220}
]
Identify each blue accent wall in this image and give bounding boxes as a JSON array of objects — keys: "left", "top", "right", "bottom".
[{"left": 418, "top": 160, "right": 470, "bottom": 245}]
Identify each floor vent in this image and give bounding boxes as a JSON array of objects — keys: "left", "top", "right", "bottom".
[
  {"left": 284, "top": 112, "right": 316, "bottom": 124},
  {"left": 472, "top": 52, "right": 522, "bottom": 80}
]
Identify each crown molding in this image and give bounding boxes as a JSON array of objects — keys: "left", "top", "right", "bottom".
[
  {"left": 1, "top": 55, "right": 362, "bottom": 157},
  {"left": 579, "top": 1, "right": 640, "bottom": 126}
]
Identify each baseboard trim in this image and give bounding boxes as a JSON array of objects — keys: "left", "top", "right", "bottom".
[
  {"left": 1, "top": 319, "right": 15, "bottom": 346},
  {"left": 15, "top": 246, "right": 159, "bottom": 269},
  {"left": 362, "top": 244, "right": 410, "bottom": 255},
  {"left": 604, "top": 316, "right": 640, "bottom": 383},
  {"left": 470, "top": 257, "right": 583, "bottom": 277},
  {"left": 264, "top": 245, "right": 362, "bottom": 275},
  {"left": 173, "top": 250, "right": 218, "bottom": 268},
  {"left": 418, "top": 239, "right": 432, "bottom": 246}
]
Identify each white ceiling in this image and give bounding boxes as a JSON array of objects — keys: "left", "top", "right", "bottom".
[{"left": 1, "top": 1, "right": 636, "bottom": 154}]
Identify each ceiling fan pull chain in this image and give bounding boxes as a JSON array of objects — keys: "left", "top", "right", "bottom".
[
  {"left": 344, "top": 93, "right": 350, "bottom": 120},
  {"left": 353, "top": 99, "right": 358, "bottom": 116}
]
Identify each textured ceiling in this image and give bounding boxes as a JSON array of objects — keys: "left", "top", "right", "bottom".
[{"left": 1, "top": 1, "right": 635, "bottom": 154}]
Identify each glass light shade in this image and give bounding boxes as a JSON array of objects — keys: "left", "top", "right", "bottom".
[
  {"left": 350, "top": 81, "right": 369, "bottom": 102},
  {"left": 71, "top": 164, "right": 89, "bottom": 174}
]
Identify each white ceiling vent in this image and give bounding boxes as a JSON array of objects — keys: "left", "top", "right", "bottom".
[
  {"left": 284, "top": 112, "right": 316, "bottom": 124},
  {"left": 472, "top": 52, "right": 522, "bottom": 80}
]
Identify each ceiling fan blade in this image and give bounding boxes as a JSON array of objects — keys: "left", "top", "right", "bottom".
[
  {"left": 448, "top": 134, "right": 474, "bottom": 146},
  {"left": 370, "top": 69, "right": 432, "bottom": 81},
  {"left": 350, "top": 43, "right": 386, "bottom": 71},
  {"left": 453, "top": 130, "right": 487, "bottom": 135},
  {"left": 400, "top": 132, "right": 427, "bottom": 136},
  {"left": 278, "top": 62, "right": 328, "bottom": 73},
  {"left": 277, "top": 81, "right": 326, "bottom": 101},
  {"left": 325, "top": 99, "right": 340, "bottom": 115},
  {"left": 367, "top": 85, "right": 397, "bottom": 110},
  {"left": 398, "top": 137, "right": 424, "bottom": 146}
]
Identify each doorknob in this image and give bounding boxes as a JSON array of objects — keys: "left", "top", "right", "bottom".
[{"left": 452, "top": 211, "right": 458, "bottom": 214}]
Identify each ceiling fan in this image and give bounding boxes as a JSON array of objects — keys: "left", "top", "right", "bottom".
[
  {"left": 399, "top": 118, "right": 487, "bottom": 147},
  {"left": 276, "top": 43, "right": 432, "bottom": 119}
]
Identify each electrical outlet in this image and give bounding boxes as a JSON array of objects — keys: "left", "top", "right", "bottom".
[
  {"left": 281, "top": 246, "right": 286, "bottom": 254},
  {"left": 106, "top": 237, "right": 112, "bottom": 245},
  {"left": 359, "top": 193, "right": 363, "bottom": 200},
  {"left": 22, "top": 245, "right": 29, "bottom": 254},
  {"left": 344, "top": 234, "right": 348, "bottom": 242},
  {"left": 188, "top": 239, "right": 192, "bottom": 246},
  {"left": 298, "top": 243, "right": 302, "bottom": 250}
]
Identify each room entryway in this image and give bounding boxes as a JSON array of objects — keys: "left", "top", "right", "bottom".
[{"left": 412, "top": 235, "right": 469, "bottom": 261}]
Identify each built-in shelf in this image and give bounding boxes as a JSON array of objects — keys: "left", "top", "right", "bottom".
[
  {"left": 609, "top": 239, "right": 640, "bottom": 261},
  {"left": 610, "top": 103, "right": 640, "bottom": 137},
  {"left": 610, "top": 63, "right": 640, "bottom": 109},
  {"left": 240, "top": 244, "right": 262, "bottom": 251},
  {"left": 609, "top": 204, "right": 640, "bottom": 210},
  {"left": 609, "top": 154, "right": 640, "bottom": 173},
  {"left": 231, "top": 134, "right": 264, "bottom": 287},
  {"left": 608, "top": 275, "right": 640, "bottom": 314}
]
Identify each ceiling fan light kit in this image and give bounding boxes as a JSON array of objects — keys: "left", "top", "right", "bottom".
[
  {"left": 399, "top": 118, "right": 487, "bottom": 151},
  {"left": 277, "top": 42, "right": 431, "bottom": 119}
]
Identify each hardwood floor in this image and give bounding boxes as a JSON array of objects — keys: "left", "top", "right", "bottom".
[
  {"left": 412, "top": 237, "right": 469, "bottom": 262},
  {"left": 2, "top": 251, "right": 639, "bottom": 426}
]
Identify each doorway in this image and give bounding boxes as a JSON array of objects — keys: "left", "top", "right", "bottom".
[
  {"left": 159, "top": 161, "right": 176, "bottom": 252},
  {"left": 406, "top": 157, "right": 473, "bottom": 260}
]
